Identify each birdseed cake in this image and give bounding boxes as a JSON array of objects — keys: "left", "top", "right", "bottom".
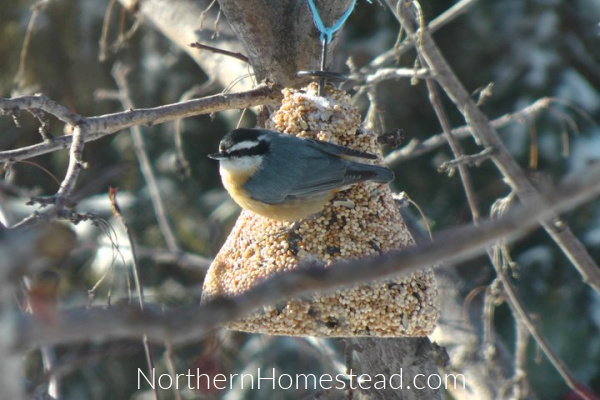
[{"left": 202, "top": 83, "right": 439, "bottom": 337}]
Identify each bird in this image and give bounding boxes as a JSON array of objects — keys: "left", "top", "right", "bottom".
[{"left": 208, "top": 128, "right": 394, "bottom": 221}]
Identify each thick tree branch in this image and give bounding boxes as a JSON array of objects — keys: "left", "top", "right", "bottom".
[
  {"left": 14, "top": 161, "right": 600, "bottom": 349},
  {"left": 0, "top": 84, "right": 281, "bottom": 163}
]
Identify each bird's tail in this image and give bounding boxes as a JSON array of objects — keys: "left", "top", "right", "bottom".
[{"left": 347, "top": 162, "right": 394, "bottom": 184}]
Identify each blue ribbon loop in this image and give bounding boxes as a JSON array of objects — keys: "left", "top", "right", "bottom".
[{"left": 307, "top": 0, "right": 357, "bottom": 44}]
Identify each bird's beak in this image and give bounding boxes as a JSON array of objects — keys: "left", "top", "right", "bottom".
[{"left": 208, "top": 152, "right": 227, "bottom": 160}]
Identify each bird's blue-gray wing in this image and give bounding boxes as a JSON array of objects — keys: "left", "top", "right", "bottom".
[
  {"left": 243, "top": 151, "right": 350, "bottom": 204},
  {"left": 303, "top": 138, "right": 378, "bottom": 159}
]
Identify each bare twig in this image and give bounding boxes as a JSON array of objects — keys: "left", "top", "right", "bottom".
[
  {"left": 29, "top": 108, "right": 52, "bottom": 141},
  {"left": 135, "top": 246, "right": 212, "bottom": 271},
  {"left": 13, "top": 161, "right": 600, "bottom": 349},
  {"left": 9, "top": 123, "right": 89, "bottom": 229},
  {"left": 172, "top": 82, "right": 219, "bottom": 178},
  {"left": 165, "top": 339, "right": 183, "bottom": 400},
  {"left": 389, "top": 0, "right": 600, "bottom": 294},
  {"left": 366, "top": 0, "right": 477, "bottom": 70},
  {"left": 108, "top": 188, "right": 143, "bottom": 308},
  {"left": 422, "top": 63, "right": 480, "bottom": 220},
  {"left": 14, "top": 0, "right": 51, "bottom": 88},
  {"left": 493, "top": 247, "right": 591, "bottom": 400},
  {"left": 411, "top": 0, "right": 482, "bottom": 225},
  {"left": 198, "top": 0, "right": 217, "bottom": 30},
  {"left": 343, "top": 67, "right": 429, "bottom": 90},
  {"left": 99, "top": 0, "right": 117, "bottom": 61},
  {"left": 108, "top": 188, "right": 159, "bottom": 400},
  {"left": 513, "top": 299, "right": 531, "bottom": 398},
  {"left": 190, "top": 42, "right": 249, "bottom": 63},
  {"left": 385, "top": 97, "right": 554, "bottom": 166},
  {"left": 10, "top": 160, "right": 62, "bottom": 187},
  {"left": 55, "top": 124, "right": 88, "bottom": 204},
  {"left": 438, "top": 147, "right": 495, "bottom": 174},
  {"left": 212, "top": 7, "right": 222, "bottom": 39},
  {"left": 489, "top": 198, "right": 590, "bottom": 399},
  {"left": 112, "top": 62, "right": 180, "bottom": 254},
  {"left": 0, "top": 84, "right": 281, "bottom": 163},
  {"left": 1, "top": 94, "right": 84, "bottom": 130}
]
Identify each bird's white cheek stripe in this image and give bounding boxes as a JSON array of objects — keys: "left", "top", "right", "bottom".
[{"left": 228, "top": 140, "right": 262, "bottom": 152}]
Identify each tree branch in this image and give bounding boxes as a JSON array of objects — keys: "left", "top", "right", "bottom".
[
  {"left": 117, "top": 0, "right": 251, "bottom": 89},
  {"left": 385, "top": 97, "right": 554, "bottom": 166},
  {"left": 55, "top": 124, "right": 87, "bottom": 203},
  {"left": 388, "top": 0, "right": 600, "bottom": 294},
  {"left": 366, "top": 0, "right": 477, "bottom": 71},
  {"left": 0, "top": 84, "right": 281, "bottom": 163},
  {"left": 14, "top": 161, "right": 600, "bottom": 349},
  {"left": 112, "top": 62, "right": 180, "bottom": 254}
]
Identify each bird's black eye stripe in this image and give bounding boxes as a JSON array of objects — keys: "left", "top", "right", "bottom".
[{"left": 227, "top": 140, "right": 269, "bottom": 158}]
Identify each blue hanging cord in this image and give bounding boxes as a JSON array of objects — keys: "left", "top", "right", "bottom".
[{"left": 307, "top": 0, "right": 357, "bottom": 44}]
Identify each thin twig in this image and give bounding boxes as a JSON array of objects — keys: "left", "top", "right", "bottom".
[
  {"left": 172, "top": 82, "right": 219, "bottom": 179},
  {"left": 343, "top": 67, "right": 429, "bottom": 91},
  {"left": 198, "top": 0, "right": 217, "bottom": 30},
  {"left": 481, "top": 280, "right": 500, "bottom": 357},
  {"left": 11, "top": 160, "right": 61, "bottom": 187},
  {"left": 108, "top": 188, "right": 144, "bottom": 309},
  {"left": 14, "top": 160, "right": 600, "bottom": 349},
  {"left": 98, "top": 0, "right": 117, "bottom": 62},
  {"left": 164, "top": 339, "right": 182, "bottom": 400},
  {"left": 513, "top": 296, "right": 531, "bottom": 398},
  {"left": 28, "top": 108, "right": 53, "bottom": 141},
  {"left": 112, "top": 62, "right": 180, "bottom": 253},
  {"left": 108, "top": 188, "right": 159, "bottom": 400},
  {"left": 135, "top": 246, "right": 212, "bottom": 271},
  {"left": 212, "top": 8, "right": 222, "bottom": 39},
  {"left": 55, "top": 124, "right": 88, "bottom": 204},
  {"left": 495, "top": 253, "right": 590, "bottom": 400},
  {"left": 489, "top": 196, "right": 589, "bottom": 399},
  {"left": 422, "top": 63, "right": 480, "bottom": 221},
  {"left": 438, "top": 147, "right": 494, "bottom": 173},
  {"left": 189, "top": 42, "right": 249, "bottom": 63},
  {"left": 14, "top": 0, "right": 50, "bottom": 87},
  {"left": 366, "top": 0, "right": 477, "bottom": 70},
  {"left": 0, "top": 84, "right": 281, "bottom": 163},
  {"left": 529, "top": 122, "right": 538, "bottom": 170},
  {"left": 385, "top": 97, "right": 554, "bottom": 166},
  {"left": 410, "top": 0, "right": 481, "bottom": 222}
]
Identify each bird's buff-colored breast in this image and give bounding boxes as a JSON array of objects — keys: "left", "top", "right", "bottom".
[{"left": 220, "top": 165, "right": 333, "bottom": 221}]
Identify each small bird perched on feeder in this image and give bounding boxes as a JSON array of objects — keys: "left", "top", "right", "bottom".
[{"left": 209, "top": 128, "right": 394, "bottom": 221}]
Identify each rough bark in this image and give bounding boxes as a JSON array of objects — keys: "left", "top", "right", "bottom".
[
  {"left": 119, "top": 0, "right": 354, "bottom": 88},
  {"left": 217, "top": 0, "right": 354, "bottom": 86},
  {"left": 118, "top": 0, "right": 250, "bottom": 89}
]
